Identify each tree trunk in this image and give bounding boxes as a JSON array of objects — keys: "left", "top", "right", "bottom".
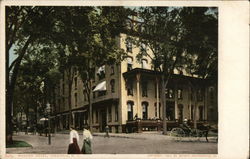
[
  {"left": 161, "top": 74, "right": 167, "bottom": 134},
  {"left": 6, "top": 36, "right": 33, "bottom": 144},
  {"left": 87, "top": 81, "right": 93, "bottom": 132},
  {"left": 68, "top": 80, "right": 72, "bottom": 129}
]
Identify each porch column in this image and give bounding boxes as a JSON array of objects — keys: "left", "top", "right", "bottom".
[{"left": 136, "top": 73, "right": 141, "bottom": 118}]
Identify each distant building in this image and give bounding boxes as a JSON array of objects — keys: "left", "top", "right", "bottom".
[{"left": 51, "top": 32, "right": 217, "bottom": 133}]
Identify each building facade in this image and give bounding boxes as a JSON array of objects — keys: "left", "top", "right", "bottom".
[{"left": 52, "top": 33, "right": 218, "bottom": 133}]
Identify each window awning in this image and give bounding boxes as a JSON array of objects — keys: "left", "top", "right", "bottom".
[{"left": 93, "top": 81, "right": 106, "bottom": 92}]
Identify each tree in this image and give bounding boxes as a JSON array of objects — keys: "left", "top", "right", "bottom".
[
  {"left": 133, "top": 7, "right": 218, "bottom": 133},
  {"left": 74, "top": 7, "right": 129, "bottom": 131},
  {"left": 6, "top": 6, "right": 56, "bottom": 143}
]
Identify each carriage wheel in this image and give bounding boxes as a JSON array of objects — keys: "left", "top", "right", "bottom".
[
  {"left": 190, "top": 129, "right": 202, "bottom": 137},
  {"left": 170, "top": 128, "right": 186, "bottom": 137}
]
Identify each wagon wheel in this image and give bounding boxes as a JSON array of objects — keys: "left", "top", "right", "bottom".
[{"left": 170, "top": 128, "right": 186, "bottom": 137}]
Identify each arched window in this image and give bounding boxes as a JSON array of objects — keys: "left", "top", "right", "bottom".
[
  {"left": 110, "top": 79, "right": 115, "bottom": 93},
  {"left": 142, "top": 102, "right": 148, "bottom": 120},
  {"left": 141, "top": 59, "right": 148, "bottom": 69},
  {"left": 126, "top": 38, "right": 132, "bottom": 53},
  {"left": 127, "top": 101, "right": 134, "bottom": 121}
]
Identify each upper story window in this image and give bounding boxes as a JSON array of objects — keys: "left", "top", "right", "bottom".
[
  {"left": 127, "top": 57, "right": 133, "bottom": 71},
  {"left": 110, "top": 79, "right": 115, "bottom": 93},
  {"left": 142, "top": 80, "right": 148, "bottom": 97},
  {"left": 177, "top": 89, "right": 183, "bottom": 99},
  {"left": 97, "top": 65, "right": 105, "bottom": 80},
  {"left": 110, "top": 65, "right": 115, "bottom": 75},
  {"left": 127, "top": 80, "right": 133, "bottom": 96},
  {"left": 141, "top": 59, "right": 148, "bottom": 69},
  {"left": 126, "top": 38, "right": 133, "bottom": 53},
  {"left": 166, "top": 88, "right": 174, "bottom": 99}
]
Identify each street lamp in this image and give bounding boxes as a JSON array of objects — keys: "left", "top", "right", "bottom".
[{"left": 46, "top": 103, "right": 51, "bottom": 145}]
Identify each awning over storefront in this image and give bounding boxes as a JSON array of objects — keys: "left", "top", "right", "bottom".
[{"left": 93, "top": 81, "right": 106, "bottom": 92}]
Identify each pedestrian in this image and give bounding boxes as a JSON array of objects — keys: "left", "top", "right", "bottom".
[
  {"left": 67, "top": 126, "right": 81, "bottom": 154},
  {"left": 104, "top": 125, "right": 110, "bottom": 138},
  {"left": 81, "top": 125, "right": 93, "bottom": 154}
]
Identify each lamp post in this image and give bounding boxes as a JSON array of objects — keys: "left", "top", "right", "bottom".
[{"left": 46, "top": 103, "right": 51, "bottom": 145}]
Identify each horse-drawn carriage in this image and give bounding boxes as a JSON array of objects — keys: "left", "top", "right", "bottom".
[{"left": 170, "top": 122, "right": 218, "bottom": 142}]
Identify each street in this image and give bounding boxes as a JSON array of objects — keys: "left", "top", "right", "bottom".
[{"left": 6, "top": 132, "right": 217, "bottom": 154}]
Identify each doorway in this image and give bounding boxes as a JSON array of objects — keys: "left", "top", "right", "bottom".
[{"left": 100, "top": 109, "right": 107, "bottom": 132}]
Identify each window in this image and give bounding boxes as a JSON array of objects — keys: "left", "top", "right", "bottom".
[
  {"left": 199, "top": 106, "right": 203, "bottom": 120},
  {"left": 74, "top": 93, "right": 77, "bottom": 107},
  {"left": 127, "top": 101, "right": 134, "bottom": 121},
  {"left": 83, "top": 90, "right": 87, "bottom": 101},
  {"left": 97, "top": 65, "right": 105, "bottom": 80},
  {"left": 62, "top": 83, "right": 65, "bottom": 95},
  {"left": 141, "top": 59, "right": 148, "bottom": 69},
  {"left": 177, "top": 89, "right": 183, "bottom": 99},
  {"left": 110, "top": 65, "right": 115, "bottom": 75},
  {"left": 115, "top": 105, "right": 118, "bottom": 121},
  {"left": 197, "top": 89, "right": 203, "bottom": 101},
  {"left": 110, "top": 79, "right": 115, "bottom": 93},
  {"left": 127, "top": 80, "right": 133, "bottom": 96},
  {"left": 74, "top": 77, "right": 77, "bottom": 90},
  {"left": 154, "top": 103, "right": 157, "bottom": 117},
  {"left": 92, "top": 86, "right": 96, "bottom": 99},
  {"left": 166, "top": 88, "right": 174, "bottom": 99},
  {"left": 127, "top": 57, "right": 133, "bottom": 71},
  {"left": 142, "top": 102, "right": 148, "bottom": 120},
  {"left": 126, "top": 38, "right": 132, "bottom": 53},
  {"left": 108, "top": 106, "right": 112, "bottom": 122},
  {"left": 178, "top": 104, "right": 183, "bottom": 122},
  {"left": 154, "top": 103, "right": 161, "bottom": 118},
  {"left": 95, "top": 110, "right": 98, "bottom": 123},
  {"left": 191, "top": 105, "right": 194, "bottom": 120},
  {"left": 98, "top": 91, "right": 106, "bottom": 97},
  {"left": 142, "top": 81, "right": 148, "bottom": 97},
  {"left": 140, "top": 43, "right": 147, "bottom": 54},
  {"left": 209, "top": 87, "right": 214, "bottom": 105}
]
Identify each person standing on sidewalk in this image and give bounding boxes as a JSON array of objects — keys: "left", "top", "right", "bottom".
[
  {"left": 67, "top": 126, "right": 81, "bottom": 154},
  {"left": 104, "top": 125, "right": 110, "bottom": 138},
  {"left": 82, "top": 125, "right": 93, "bottom": 154}
]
